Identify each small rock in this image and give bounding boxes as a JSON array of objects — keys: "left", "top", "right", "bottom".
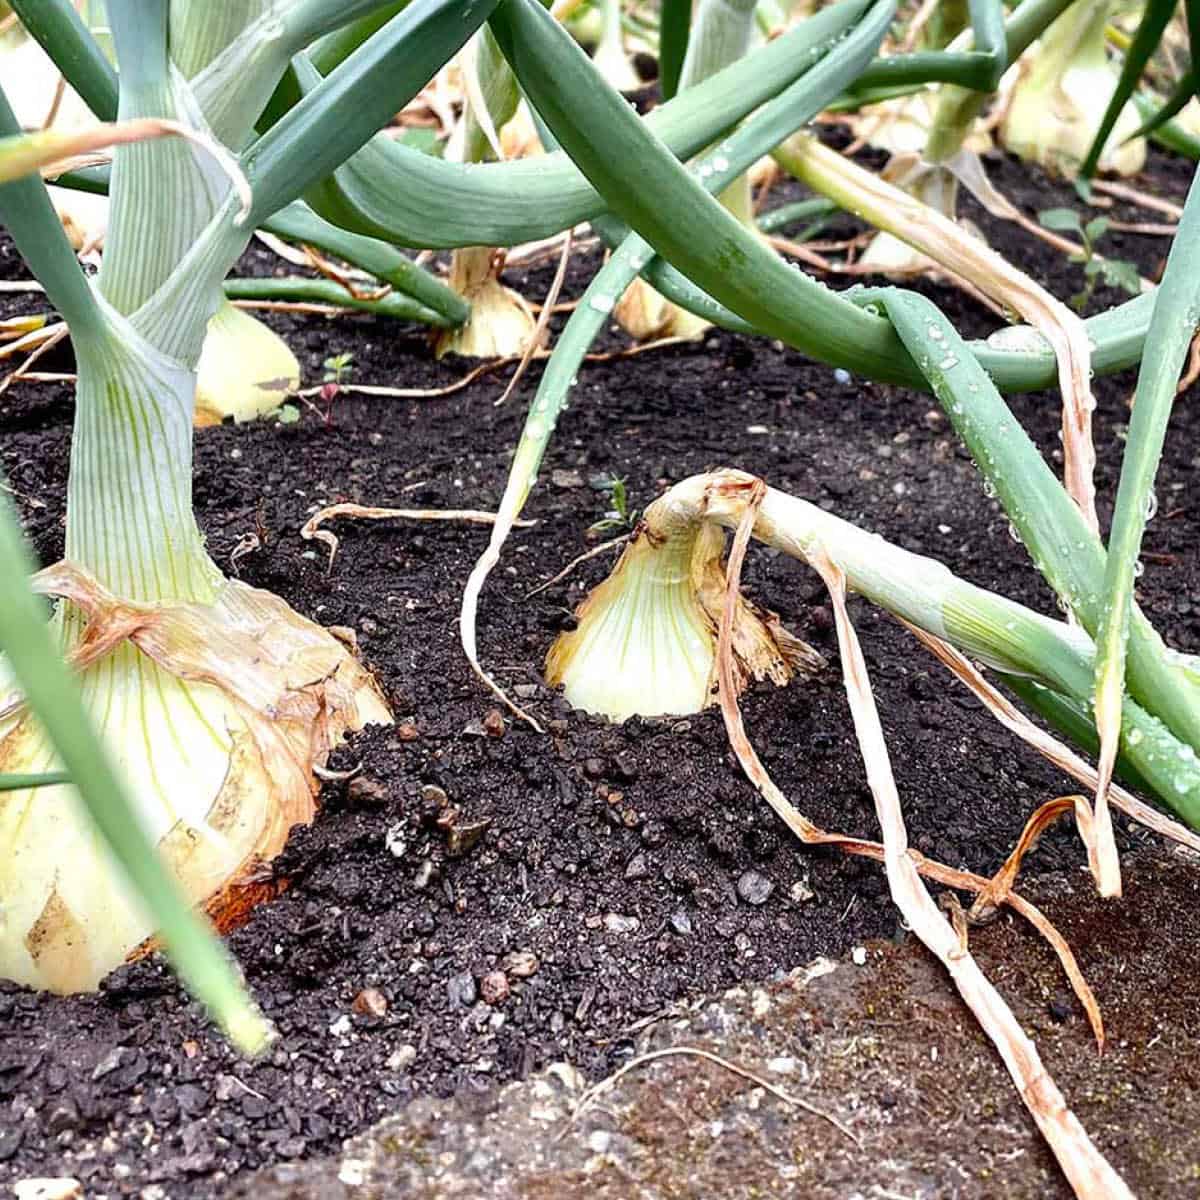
[
  {"left": 483, "top": 709, "right": 506, "bottom": 738},
  {"left": 669, "top": 909, "right": 693, "bottom": 936},
  {"left": 446, "top": 817, "right": 491, "bottom": 859},
  {"left": 584, "top": 757, "right": 607, "bottom": 779},
  {"left": 352, "top": 988, "right": 388, "bottom": 1018},
  {"left": 551, "top": 468, "right": 584, "bottom": 489},
  {"left": 851, "top": 946, "right": 868, "bottom": 966},
  {"left": 789, "top": 878, "right": 815, "bottom": 904},
  {"left": 640, "top": 820, "right": 666, "bottom": 848},
  {"left": 347, "top": 776, "right": 388, "bottom": 807},
  {"left": 396, "top": 722, "right": 420, "bottom": 742},
  {"left": 91, "top": 1047, "right": 123, "bottom": 1081},
  {"left": 412, "top": 859, "right": 436, "bottom": 890},
  {"left": 503, "top": 950, "right": 539, "bottom": 978},
  {"left": 448, "top": 971, "right": 478, "bottom": 1007},
  {"left": 14, "top": 1181, "right": 82, "bottom": 1200},
  {"left": 736, "top": 870, "right": 774, "bottom": 906},
  {"left": 624, "top": 853, "right": 649, "bottom": 881},
  {"left": 613, "top": 751, "right": 639, "bottom": 781},
  {"left": 480, "top": 971, "right": 510, "bottom": 1005},
  {"left": 329, "top": 1014, "right": 352, "bottom": 1037},
  {"left": 386, "top": 1044, "right": 417, "bottom": 1071},
  {"left": 44, "top": 1100, "right": 79, "bottom": 1137},
  {"left": 603, "top": 913, "right": 639, "bottom": 935},
  {"left": 384, "top": 822, "right": 407, "bottom": 858},
  {"left": 1048, "top": 997, "right": 1073, "bottom": 1023},
  {"left": 421, "top": 783, "right": 449, "bottom": 806},
  {"left": 514, "top": 683, "right": 539, "bottom": 699}
]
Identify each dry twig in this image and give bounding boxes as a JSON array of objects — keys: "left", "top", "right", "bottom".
[
  {"left": 568, "top": 1046, "right": 859, "bottom": 1144},
  {"left": 301, "top": 502, "right": 533, "bottom": 573}
]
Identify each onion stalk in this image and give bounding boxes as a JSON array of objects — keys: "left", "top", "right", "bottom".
[
  {"left": 617, "top": 0, "right": 760, "bottom": 340},
  {"left": 590, "top": 0, "right": 641, "bottom": 93},
  {"left": 435, "top": 28, "right": 537, "bottom": 359},
  {"left": 549, "top": 470, "right": 1200, "bottom": 831}
]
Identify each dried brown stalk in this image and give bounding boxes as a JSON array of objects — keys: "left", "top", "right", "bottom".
[
  {"left": 300, "top": 502, "right": 532, "bottom": 572},
  {"left": 705, "top": 476, "right": 1134, "bottom": 1197},
  {"left": 495, "top": 230, "right": 573, "bottom": 407}
]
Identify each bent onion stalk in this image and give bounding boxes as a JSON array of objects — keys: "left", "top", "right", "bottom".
[
  {"left": 617, "top": 0, "right": 760, "bottom": 342},
  {"left": 548, "top": 469, "right": 1200, "bottom": 834}
]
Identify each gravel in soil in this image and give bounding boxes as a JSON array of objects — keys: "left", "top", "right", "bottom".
[{"left": 0, "top": 139, "right": 1196, "bottom": 1199}]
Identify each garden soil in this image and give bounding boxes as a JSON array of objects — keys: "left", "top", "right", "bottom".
[{"left": 0, "top": 138, "right": 1198, "bottom": 1198}]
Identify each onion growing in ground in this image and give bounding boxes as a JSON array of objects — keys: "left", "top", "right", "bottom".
[
  {"left": 436, "top": 29, "right": 537, "bottom": 359},
  {"left": 195, "top": 299, "right": 300, "bottom": 425},
  {"left": 0, "top": 0, "right": 438, "bottom": 993},
  {"left": 1000, "top": 0, "right": 1146, "bottom": 178}
]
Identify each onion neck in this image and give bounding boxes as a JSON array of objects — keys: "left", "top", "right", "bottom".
[{"left": 65, "top": 326, "right": 220, "bottom": 606}]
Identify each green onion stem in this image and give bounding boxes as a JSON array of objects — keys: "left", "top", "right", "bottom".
[
  {"left": 756, "top": 197, "right": 839, "bottom": 234},
  {"left": 222, "top": 275, "right": 449, "bottom": 325}
]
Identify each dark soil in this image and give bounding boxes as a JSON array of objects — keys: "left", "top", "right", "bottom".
[
  {"left": 0, "top": 138, "right": 1197, "bottom": 1199},
  {"left": 227, "top": 847, "right": 1200, "bottom": 1200}
]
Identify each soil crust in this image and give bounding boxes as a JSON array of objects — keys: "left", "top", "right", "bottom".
[{"left": 0, "top": 139, "right": 1197, "bottom": 1199}]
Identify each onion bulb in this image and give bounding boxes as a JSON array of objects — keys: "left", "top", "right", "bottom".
[
  {"left": 435, "top": 245, "right": 538, "bottom": 359},
  {"left": 194, "top": 299, "right": 301, "bottom": 425},
  {"left": 546, "top": 500, "right": 822, "bottom": 721},
  {"left": 0, "top": 564, "right": 389, "bottom": 993},
  {"left": 1000, "top": 0, "right": 1145, "bottom": 178}
]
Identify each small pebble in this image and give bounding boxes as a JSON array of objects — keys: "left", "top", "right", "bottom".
[
  {"left": 384, "top": 823, "right": 407, "bottom": 858},
  {"left": 503, "top": 950, "right": 539, "bottom": 978},
  {"left": 1048, "top": 997, "right": 1072, "bottom": 1023},
  {"left": 447, "top": 971, "right": 477, "bottom": 1008},
  {"left": 386, "top": 1045, "right": 417, "bottom": 1071},
  {"left": 480, "top": 971, "right": 510, "bottom": 1005},
  {"left": 669, "top": 909, "right": 693, "bottom": 936},
  {"left": 789, "top": 878, "right": 815, "bottom": 904},
  {"left": 624, "top": 853, "right": 649, "bottom": 881},
  {"left": 483, "top": 709, "right": 506, "bottom": 738},
  {"left": 603, "top": 913, "right": 640, "bottom": 935},
  {"left": 736, "top": 870, "right": 774, "bottom": 906},
  {"left": 347, "top": 776, "right": 388, "bottom": 807},
  {"left": 352, "top": 988, "right": 388, "bottom": 1018},
  {"left": 396, "top": 722, "right": 420, "bottom": 742},
  {"left": 834, "top": 367, "right": 852, "bottom": 384},
  {"left": 851, "top": 946, "right": 868, "bottom": 966}
]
